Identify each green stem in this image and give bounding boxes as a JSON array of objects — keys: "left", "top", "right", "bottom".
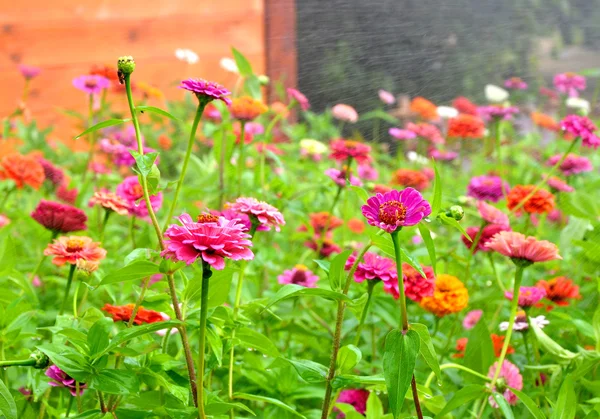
[
  {"left": 314, "top": 186, "right": 344, "bottom": 257},
  {"left": 0, "top": 188, "right": 13, "bottom": 212},
  {"left": 128, "top": 277, "right": 151, "bottom": 328},
  {"left": 424, "top": 363, "right": 492, "bottom": 388},
  {"left": 237, "top": 121, "right": 247, "bottom": 196},
  {"left": 218, "top": 126, "right": 227, "bottom": 209},
  {"left": 488, "top": 253, "right": 505, "bottom": 292},
  {"left": 99, "top": 210, "right": 111, "bottom": 243},
  {"left": 197, "top": 262, "right": 212, "bottom": 419},
  {"left": 162, "top": 101, "right": 207, "bottom": 232},
  {"left": 494, "top": 121, "right": 502, "bottom": 174},
  {"left": 353, "top": 280, "right": 377, "bottom": 346},
  {"left": 129, "top": 216, "right": 137, "bottom": 248},
  {"left": 72, "top": 281, "right": 81, "bottom": 319},
  {"left": 0, "top": 358, "right": 37, "bottom": 368},
  {"left": 59, "top": 264, "right": 77, "bottom": 315}
]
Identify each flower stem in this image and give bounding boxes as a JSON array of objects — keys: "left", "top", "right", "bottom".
[
  {"left": 127, "top": 276, "right": 151, "bottom": 328},
  {"left": 424, "top": 362, "right": 491, "bottom": 388},
  {"left": 99, "top": 210, "right": 111, "bottom": 243},
  {"left": 353, "top": 280, "right": 377, "bottom": 346},
  {"left": 0, "top": 358, "right": 37, "bottom": 368},
  {"left": 59, "top": 264, "right": 77, "bottom": 315},
  {"left": 464, "top": 220, "right": 486, "bottom": 286},
  {"left": 258, "top": 110, "right": 287, "bottom": 192},
  {"left": 197, "top": 262, "right": 212, "bottom": 419},
  {"left": 487, "top": 253, "right": 505, "bottom": 292},
  {"left": 314, "top": 186, "right": 343, "bottom": 257},
  {"left": 237, "top": 121, "right": 247, "bottom": 196},
  {"left": 494, "top": 121, "right": 502, "bottom": 174},
  {"left": 162, "top": 101, "right": 207, "bottom": 232},
  {"left": 218, "top": 126, "right": 227, "bottom": 209}
]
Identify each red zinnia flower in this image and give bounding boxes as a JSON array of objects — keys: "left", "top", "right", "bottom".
[
  {"left": 507, "top": 185, "right": 555, "bottom": 214},
  {"left": 447, "top": 114, "right": 485, "bottom": 139},
  {"left": 453, "top": 96, "right": 478, "bottom": 115},
  {"left": 329, "top": 139, "right": 372, "bottom": 164},
  {"left": 0, "top": 153, "right": 45, "bottom": 190},
  {"left": 102, "top": 303, "right": 164, "bottom": 325},
  {"left": 410, "top": 97, "right": 438, "bottom": 120},
  {"left": 536, "top": 276, "right": 580, "bottom": 307},
  {"left": 31, "top": 200, "right": 87, "bottom": 233}
]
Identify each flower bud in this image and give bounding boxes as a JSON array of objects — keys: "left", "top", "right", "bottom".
[
  {"left": 446, "top": 205, "right": 465, "bottom": 221},
  {"left": 495, "top": 377, "right": 508, "bottom": 394},
  {"left": 258, "top": 75, "right": 270, "bottom": 85},
  {"left": 30, "top": 350, "right": 50, "bottom": 369},
  {"left": 117, "top": 56, "right": 135, "bottom": 83}
]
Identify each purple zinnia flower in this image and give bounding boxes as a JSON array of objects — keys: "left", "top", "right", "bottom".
[
  {"left": 287, "top": 88, "right": 310, "bottom": 111},
  {"left": 46, "top": 366, "right": 86, "bottom": 396},
  {"left": 487, "top": 361, "right": 523, "bottom": 407},
  {"left": 505, "top": 286, "right": 546, "bottom": 307},
  {"left": 345, "top": 251, "right": 397, "bottom": 283},
  {"left": 546, "top": 153, "right": 593, "bottom": 176},
  {"left": 477, "top": 105, "right": 519, "bottom": 122},
  {"left": 179, "top": 78, "right": 232, "bottom": 105},
  {"left": 553, "top": 72, "right": 586, "bottom": 97},
  {"left": 362, "top": 188, "right": 431, "bottom": 233},
  {"left": 429, "top": 148, "right": 458, "bottom": 162},
  {"left": 19, "top": 64, "right": 41, "bottom": 80},
  {"left": 72, "top": 75, "right": 110, "bottom": 95},
  {"left": 560, "top": 115, "right": 600, "bottom": 149},
  {"left": 467, "top": 175, "right": 509, "bottom": 203},
  {"left": 116, "top": 176, "right": 163, "bottom": 218},
  {"left": 278, "top": 265, "right": 319, "bottom": 288},
  {"left": 389, "top": 128, "right": 417, "bottom": 141},
  {"left": 325, "top": 168, "right": 362, "bottom": 187}
]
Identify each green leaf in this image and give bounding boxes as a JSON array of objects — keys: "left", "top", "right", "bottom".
[
  {"left": 244, "top": 75, "right": 262, "bottom": 99},
  {"left": 366, "top": 391, "right": 384, "bottom": 419},
  {"left": 491, "top": 393, "right": 514, "bottom": 419},
  {"left": 236, "top": 328, "right": 280, "bottom": 358},
  {"left": 99, "top": 261, "right": 161, "bottom": 286},
  {"left": 264, "top": 284, "right": 352, "bottom": 310},
  {"left": 314, "top": 259, "right": 331, "bottom": 274},
  {"left": 438, "top": 213, "right": 471, "bottom": 241},
  {"left": 434, "top": 384, "right": 487, "bottom": 417},
  {"left": 359, "top": 109, "right": 399, "bottom": 124},
  {"left": 409, "top": 323, "right": 441, "bottom": 382},
  {"left": 349, "top": 185, "right": 372, "bottom": 203},
  {"left": 430, "top": 160, "right": 442, "bottom": 216},
  {"left": 0, "top": 378, "right": 16, "bottom": 419},
  {"left": 36, "top": 343, "right": 93, "bottom": 382},
  {"left": 0, "top": 235, "right": 16, "bottom": 276},
  {"left": 269, "top": 357, "right": 328, "bottom": 383},
  {"left": 69, "top": 410, "right": 105, "bottom": 419},
  {"left": 205, "top": 401, "right": 256, "bottom": 416},
  {"left": 136, "top": 105, "right": 180, "bottom": 121},
  {"left": 464, "top": 318, "right": 494, "bottom": 375},
  {"left": 87, "top": 317, "right": 113, "bottom": 357},
  {"left": 208, "top": 267, "right": 236, "bottom": 308},
  {"left": 337, "top": 345, "right": 362, "bottom": 373},
  {"left": 89, "top": 369, "right": 140, "bottom": 395},
  {"left": 594, "top": 296, "right": 600, "bottom": 351},
  {"left": 329, "top": 250, "right": 352, "bottom": 291},
  {"left": 233, "top": 393, "right": 306, "bottom": 418},
  {"left": 551, "top": 375, "right": 577, "bottom": 419},
  {"left": 74, "top": 119, "right": 130, "bottom": 139},
  {"left": 232, "top": 47, "right": 253, "bottom": 76},
  {"left": 530, "top": 320, "right": 578, "bottom": 360},
  {"left": 383, "top": 329, "right": 420, "bottom": 417},
  {"left": 130, "top": 150, "right": 159, "bottom": 177},
  {"left": 370, "top": 234, "right": 426, "bottom": 278},
  {"left": 418, "top": 224, "right": 437, "bottom": 275},
  {"left": 508, "top": 387, "right": 546, "bottom": 419}
]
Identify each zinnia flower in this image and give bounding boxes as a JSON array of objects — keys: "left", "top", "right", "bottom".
[
  {"left": 19, "top": 64, "right": 41, "bottom": 80},
  {"left": 499, "top": 312, "right": 549, "bottom": 331},
  {"left": 507, "top": 185, "right": 555, "bottom": 214},
  {"left": 429, "top": 148, "right": 458, "bottom": 161},
  {"left": 0, "top": 215, "right": 10, "bottom": 228},
  {"left": 462, "top": 224, "right": 511, "bottom": 254},
  {"left": 102, "top": 303, "right": 164, "bottom": 325},
  {"left": 332, "top": 104, "right": 358, "bottom": 123},
  {"left": 504, "top": 77, "right": 528, "bottom": 90},
  {"left": 347, "top": 218, "right": 365, "bottom": 233},
  {"left": 485, "top": 231, "right": 561, "bottom": 263},
  {"left": 505, "top": 286, "right": 547, "bottom": 307},
  {"left": 287, "top": 88, "right": 310, "bottom": 111},
  {"left": 383, "top": 263, "right": 435, "bottom": 302},
  {"left": 37, "top": 157, "right": 64, "bottom": 186},
  {"left": 437, "top": 106, "right": 459, "bottom": 119},
  {"left": 477, "top": 201, "right": 509, "bottom": 226},
  {"left": 179, "top": 78, "right": 232, "bottom": 105},
  {"left": 227, "top": 197, "right": 285, "bottom": 232},
  {"left": 453, "top": 335, "right": 514, "bottom": 359},
  {"left": 405, "top": 122, "right": 444, "bottom": 144},
  {"left": 357, "top": 164, "right": 378, "bottom": 181},
  {"left": 546, "top": 153, "right": 593, "bottom": 176},
  {"left": 329, "top": 139, "right": 372, "bottom": 165},
  {"left": 345, "top": 252, "right": 396, "bottom": 283},
  {"left": 560, "top": 115, "right": 600, "bottom": 149},
  {"left": 447, "top": 114, "right": 485, "bottom": 139},
  {"left": 162, "top": 214, "right": 254, "bottom": 270},
  {"left": 72, "top": 75, "right": 110, "bottom": 95},
  {"left": 230, "top": 96, "right": 268, "bottom": 121},
  {"left": 300, "top": 139, "right": 328, "bottom": 161},
  {"left": 410, "top": 97, "right": 438, "bottom": 120},
  {"left": 453, "top": 96, "right": 478, "bottom": 115},
  {"left": 378, "top": 89, "right": 395, "bottom": 105},
  {"left": 305, "top": 234, "right": 341, "bottom": 258},
  {"left": 325, "top": 167, "right": 362, "bottom": 187},
  {"left": 46, "top": 366, "right": 86, "bottom": 396},
  {"left": 453, "top": 337, "right": 468, "bottom": 358},
  {"left": 477, "top": 105, "right": 519, "bottom": 122},
  {"left": 463, "top": 309, "right": 483, "bottom": 330},
  {"left": 88, "top": 190, "right": 130, "bottom": 215},
  {"left": 56, "top": 184, "right": 78, "bottom": 205},
  {"left": 44, "top": 236, "right": 106, "bottom": 266},
  {"left": 467, "top": 175, "right": 509, "bottom": 203},
  {"left": 391, "top": 169, "right": 429, "bottom": 191},
  {"left": 361, "top": 188, "right": 432, "bottom": 233},
  {"left": 484, "top": 84, "right": 509, "bottom": 103},
  {"left": 536, "top": 276, "right": 580, "bottom": 306},
  {"left": 531, "top": 112, "right": 559, "bottom": 132},
  {"left": 300, "top": 212, "right": 343, "bottom": 234},
  {"left": 487, "top": 361, "right": 523, "bottom": 407},
  {"left": 553, "top": 72, "right": 586, "bottom": 97},
  {"left": 420, "top": 274, "right": 469, "bottom": 317},
  {"left": 278, "top": 265, "right": 319, "bottom": 288},
  {"left": 116, "top": 176, "right": 163, "bottom": 218},
  {"left": 0, "top": 153, "right": 45, "bottom": 190},
  {"left": 335, "top": 389, "right": 369, "bottom": 418},
  {"left": 389, "top": 128, "right": 417, "bottom": 141},
  {"left": 31, "top": 200, "right": 87, "bottom": 233},
  {"left": 546, "top": 176, "right": 574, "bottom": 193}
]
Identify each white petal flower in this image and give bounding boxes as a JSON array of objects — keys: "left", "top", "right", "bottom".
[
  {"left": 174, "top": 48, "right": 198, "bottom": 65},
  {"left": 220, "top": 57, "right": 239, "bottom": 74},
  {"left": 485, "top": 84, "right": 509, "bottom": 103},
  {"left": 437, "top": 106, "right": 458, "bottom": 119},
  {"left": 566, "top": 97, "right": 590, "bottom": 115},
  {"left": 406, "top": 151, "right": 429, "bottom": 165}
]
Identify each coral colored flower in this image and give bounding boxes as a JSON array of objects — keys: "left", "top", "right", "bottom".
[
  {"left": 384, "top": 263, "right": 435, "bottom": 302},
  {"left": 300, "top": 139, "right": 328, "bottom": 161},
  {"left": 31, "top": 200, "right": 87, "bottom": 233},
  {"left": 467, "top": 175, "right": 509, "bottom": 203},
  {"left": 491, "top": 334, "right": 515, "bottom": 357},
  {"left": 447, "top": 114, "right": 485, "bottom": 139},
  {"left": 56, "top": 184, "right": 78, "bottom": 204},
  {"left": 391, "top": 169, "right": 430, "bottom": 191},
  {"left": 453, "top": 337, "right": 468, "bottom": 358},
  {"left": 531, "top": 112, "right": 559, "bottom": 132},
  {"left": 270, "top": 101, "right": 290, "bottom": 118},
  {"left": 287, "top": 88, "right": 310, "bottom": 111},
  {"left": 429, "top": 148, "right": 458, "bottom": 161},
  {"left": 44, "top": 236, "right": 106, "bottom": 266},
  {"left": 389, "top": 128, "right": 417, "bottom": 141},
  {"left": 227, "top": 197, "right": 285, "bottom": 232},
  {"left": 463, "top": 309, "right": 483, "bottom": 330},
  {"left": 347, "top": 218, "right": 365, "bottom": 234},
  {"left": 204, "top": 103, "right": 222, "bottom": 122},
  {"left": 560, "top": 115, "right": 600, "bottom": 149},
  {"left": 0, "top": 153, "right": 45, "bottom": 190},
  {"left": 102, "top": 303, "right": 164, "bottom": 325},
  {"left": 332, "top": 104, "right": 358, "bottom": 123},
  {"left": 335, "top": 389, "right": 369, "bottom": 418},
  {"left": 477, "top": 105, "right": 519, "bottom": 122},
  {"left": 405, "top": 122, "right": 444, "bottom": 144},
  {"left": 325, "top": 167, "right": 362, "bottom": 187},
  {"left": 19, "top": 64, "right": 41, "bottom": 80},
  {"left": 487, "top": 361, "right": 523, "bottom": 407},
  {"left": 46, "top": 366, "right": 86, "bottom": 396},
  {"left": 477, "top": 201, "right": 509, "bottom": 226},
  {"left": 158, "top": 135, "right": 172, "bottom": 150},
  {"left": 89, "top": 64, "right": 119, "bottom": 82},
  {"left": 72, "top": 75, "right": 110, "bottom": 95},
  {"left": 546, "top": 176, "right": 574, "bottom": 193},
  {"left": 179, "top": 78, "right": 232, "bottom": 105},
  {"left": 420, "top": 274, "right": 468, "bottom": 317},
  {"left": 536, "top": 276, "right": 580, "bottom": 306},
  {"left": 329, "top": 139, "right": 372, "bottom": 165},
  {"left": 302, "top": 212, "right": 343, "bottom": 234},
  {"left": 37, "top": 157, "right": 64, "bottom": 186},
  {"left": 88, "top": 190, "right": 130, "bottom": 215},
  {"left": 305, "top": 234, "right": 341, "bottom": 258},
  {"left": 507, "top": 185, "right": 555, "bottom": 214},
  {"left": 76, "top": 259, "right": 99, "bottom": 275},
  {"left": 453, "top": 96, "right": 478, "bottom": 115},
  {"left": 162, "top": 214, "right": 254, "bottom": 270},
  {"left": 116, "top": 176, "right": 163, "bottom": 218},
  {"left": 362, "top": 188, "right": 431, "bottom": 233},
  {"left": 230, "top": 96, "right": 268, "bottom": 121},
  {"left": 378, "top": 89, "right": 396, "bottom": 105},
  {"left": 278, "top": 265, "right": 319, "bottom": 288},
  {"left": 410, "top": 97, "right": 438, "bottom": 120},
  {"left": 505, "top": 286, "right": 546, "bottom": 307},
  {"left": 546, "top": 153, "right": 593, "bottom": 176},
  {"left": 0, "top": 215, "right": 10, "bottom": 228},
  {"left": 486, "top": 231, "right": 561, "bottom": 263},
  {"left": 462, "top": 224, "right": 511, "bottom": 254},
  {"left": 357, "top": 164, "right": 378, "bottom": 181},
  {"left": 345, "top": 252, "right": 397, "bottom": 283},
  {"left": 553, "top": 72, "right": 586, "bottom": 97},
  {"left": 372, "top": 184, "right": 392, "bottom": 194},
  {"left": 504, "top": 77, "right": 528, "bottom": 90}
]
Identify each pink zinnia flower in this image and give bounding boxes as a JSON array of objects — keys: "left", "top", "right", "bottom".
[
  {"left": 116, "top": 176, "right": 163, "bottom": 218},
  {"left": 389, "top": 128, "right": 417, "bottom": 141},
  {"left": 345, "top": 252, "right": 396, "bottom": 283},
  {"left": 487, "top": 361, "right": 523, "bottom": 407},
  {"left": 37, "top": 157, "right": 64, "bottom": 186},
  {"left": 546, "top": 176, "right": 574, "bottom": 193},
  {"left": 46, "top": 366, "right": 86, "bottom": 396},
  {"left": 505, "top": 286, "right": 547, "bottom": 307},
  {"left": 329, "top": 139, "right": 372, "bottom": 164},
  {"left": 325, "top": 168, "right": 362, "bottom": 187},
  {"left": 44, "top": 236, "right": 106, "bottom": 266},
  {"left": 72, "top": 75, "right": 110, "bottom": 95},
  {"left": 429, "top": 148, "right": 458, "bottom": 162},
  {"left": 19, "top": 64, "right": 41, "bottom": 80},
  {"left": 89, "top": 190, "right": 130, "bottom": 215},
  {"left": 211, "top": 208, "right": 253, "bottom": 232},
  {"left": 467, "top": 175, "right": 509, "bottom": 203},
  {"left": 287, "top": 88, "right": 310, "bottom": 111},
  {"left": 405, "top": 122, "right": 444, "bottom": 144},
  {"left": 462, "top": 224, "right": 511, "bottom": 254},
  {"left": 477, "top": 105, "right": 519, "bottom": 122},
  {"left": 553, "top": 72, "right": 586, "bottom": 97},
  {"left": 486, "top": 231, "right": 561, "bottom": 263},
  {"left": 463, "top": 309, "right": 483, "bottom": 330},
  {"left": 245, "top": 122, "right": 265, "bottom": 136},
  {"left": 546, "top": 153, "right": 593, "bottom": 176},
  {"left": 504, "top": 77, "right": 528, "bottom": 90},
  {"left": 560, "top": 115, "right": 600, "bottom": 149},
  {"left": 384, "top": 263, "right": 435, "bottom": 302},
  {"left": 278, "top": 265, "right": 319, "bottom": 288},
  {"left": 32, "top": 276, "right": 42, "bottom": 287},
  {"left": 227, "top": 197, "right": 285, "bottom": 232},
  {"left": 31, "top": 200, "right": 87, "bottom": 233},
  {"left": 179, "top": 78, "right": 232, "bottom": 105},
  {"left": 362, "top": 188, "right": 431, "bottom": 233},
  {"left": 477, "top": 201, "right": 509, "bottom": 226},
  {"left": 332, "top": 104, "right": 359, "bottom": 123},
  {"left": 335, "top": 389, "right": 369, "bottom": 418},
  {"left": 56, "top": 184, "right": 78, "bottom": 205},
  {"left": 305, "top": 234, "right": 341, "bottom": 258},
  {"left": 162, "top": 213, "right": 254, "bottom": 270},
  {"left": 357, "top": 164, "right": 378, "bottom": 181},
  {"left": 378, "top": 89, "right": 396, "bottom": 105},
  {"left": 0, "top": 215, "right": 10, "bottom": 228}
]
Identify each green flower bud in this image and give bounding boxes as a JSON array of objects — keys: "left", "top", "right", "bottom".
[
  {"left": 446, "top": 205, "right": 465, "bottom": 221},
  {"left": 30, "top": 350, "right": 50, "bottom": 369},
  {"left": 495, "top": 377, "right": 508, "bottom": 394},
  {"left": 117, "top": 56, "right": 135, "bottom": 84},
  {"left": 258, "top": 75, "right": 270, "bottom": 85}
]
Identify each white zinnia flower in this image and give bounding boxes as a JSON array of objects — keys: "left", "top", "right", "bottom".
[
  {"left": 437, "top": 106, "right": 458, "bottom": 119},
  {"left": 300, "top": 139, "right": 327, "bottom": 155},
  {"left": 499, "top": 315, "right": 549, "bottom": 332},
  {"left": 220, "top": 57, "right": 239, "bottom": 74},
  {"left": 566, "top": 97, "right": 590, "bottom": 115},
  {"left": 406, "top": 151, "right": 429, "bottom": 165},
  {"left": 485, "top": 84, "right": 509, "bottom": 103},
  {"left": 175, "top": 48, "right": 199, "bottom": 65}
]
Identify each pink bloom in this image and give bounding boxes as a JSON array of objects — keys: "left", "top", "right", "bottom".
[
  {"left": 32, "top": 276, "right": 42, "bottom": 288},
  {"left": 560, "top": 115, "right": 600, "bottom": 149},
  {"left": 245, "top": 122, "right": 265, "bottom": 136},
  {"left": 179, "top": 78, "right": 232, "bottom": 105},
  {"left": 162, "top": 214, "right": 254, "bottom": 270},
  {"left": 487, "top": 361, "right": 523, "bottom": 407},
  {"left": 546, "top": 176, "right": 574, "bottom": 193},
  {"left": 116, "top": 176, "right": 163, "bottom": 218},
  {"left": 485, "top": 231, "right": 561, "bottom": 263},
  {"left": 329, "top": 139, "right": 372, "bottom": 164},
  {"left": 504, "top": 77, "right": 528, "bottom": 90},
  {"left": 477, "top": 105, "right": 519, "bottom": 122},
  {"left": 19, "top": 64, "right": 41, "bottom": 80},
  {"left": 211, "top": 208, "right": 253, "bottom": 232},
  {"left": 463, "top": 309, "right": 483, "bottom": 330},
  {"left": 91, "top": 161, "right": 111, "bottom": 174},
  {"left": 405, "top": 122, "right": 444, "bottom": 144},
  {"left": 553, "top": 72, "right": 586, "bottom": 97},
  {"left": 378, "top": 89, "right": 396, "bottom": 105},
  {"left": 467, "top": 175, "right": 509, "bottom": 203},
  {"left": 462, "top": 224, "right": 512, "bottom": 254},
  {"left": 72, "top": 75, "right": 110, "bottom": 95},
  {"left": 89, "top": 190, "right": 130, "bottom": 215},
  {"left": 37, "top": 157, "right": 64, "bottom": 186},
  {"left": 227, "top": 197, "right": 285, "bottom": 232},
  {"left": 56, "top": 184, "right": 78, "bottom": 205},
  {"left": 278, "top": 265, "right": 319, "bottom": 287},
  {"left": 384, "top": 263, "right": 435, "bottom": 302},
  {"left": 389, "top": 128, "right": 417, "bottom": 141},
  {"left": 305, "top": 234, "right": 341, "bottom": 258},
  {"left": 345, "top": 252, "right": 396, "bottom": 283},
  {"left": 0, "top": 215, "right": 10, "bottom": 228},
  {"left": 357, "top": 164, "right": 378, "bottom": 181},
  {"left": 325, "top": 168, "right": 362, "bottom": 187},
  {"left": 546, "top": 153, "right": 593, "bottom": 176},
  {"left": 332, "top": 104, "right": 358, "bottom": 123},
  {"left": 429, "top": 148, "right": 458, "bottom": 161},
  {"left": 46, "top": 366, "right": 86, "bottom": 396},
  {"left": 477, "top": 201, "right": 509, "bottom": 226},
  {"left": 31, "top": 200, "right": 87, "bottom": 233},
  {"left": 44, "top": 236, "right": 106, "bottom": 266},
  {"left": 548, "top": 208, "right": 567, "bottom": 224},
  {"left": 287, "top": 88, "right": 310, "bottom": 111},
  {"left": 335, "top": 389, "right": 369, "bottom": 418},
  {"left": 505, "top": 286, "right": 547, "bottom": 307},
  {"left": 362, "top": 188, "right": 432, "bottom": 233}
]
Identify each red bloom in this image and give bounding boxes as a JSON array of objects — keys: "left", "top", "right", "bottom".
[
  {"left": 447, "top": 114, "right": 485, "bottom": 139},
  {"left": 507, "top": 185, "right": 555, "bottom": 214},
  {"left": 31, "top": 200, "right": 87, "bottom": 233},
  {"left": 329, "top": 139, "right": 372, "bottom": 165},
  {"left": 536, "top": 276, "right": 580, "bottom": 307},
  {"left": 453, "top": 96, "right": 478, "bottom": 115},
  {"left": 491, "top": 334, "right": 515, "bottom": 357},
  {"left": 298, "top": 212, "right": 343, "bottom": 234},
  {"left": 102, "top": 304, "right": 164, "bottom": 325}
]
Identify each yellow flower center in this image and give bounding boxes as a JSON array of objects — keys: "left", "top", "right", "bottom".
[
  {"left": 66, "top": 238, "right": 85, "bottom": 252},
  {"left": 197, "top": 214, "right": 219, "bottom": 224}
]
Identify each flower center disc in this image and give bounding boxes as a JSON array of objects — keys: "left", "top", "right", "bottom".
[
  {"left": 197, "top": 214, "right": 219, "bottom": 224},
  {"left": 66, "top": 238, "right": 85, "bottom": 252},
  {"left": 378, "top": 200, "right": 407, "bottom": 225},
  {"left": 131, "top": 184, "right": 144, "bottom": 200}
]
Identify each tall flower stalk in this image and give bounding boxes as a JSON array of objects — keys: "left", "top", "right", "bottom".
[{"left": 197, "top": 261, "right": 213, "bottom": 418}]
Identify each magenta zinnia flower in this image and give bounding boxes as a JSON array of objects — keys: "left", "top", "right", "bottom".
[
  {"left": 546, "top": 153, "right": 593, "bottom": 176},
  {"left": 560, "top": 115, "right": 600, "bottom": 149},
  {"left": 362, "top": 188, "right": 431, "bottom": 233},
  {"left": 162, "top": 213, "right": 254, "bottom": 270},
  {"left": 389, "top": 128, "right": 417, "bottom": 141},
  {"left": 116, "top": 176, "right": 163, "bottom": 218},
  {"left": 546, "top": 176, "right": 574, "bottom": 193},
  {"left": 72, "top": 75, "right": 110, "bottom": 95},
  {"left": 477, "top": 201, "right": 509, "bottom": 226},
  {"left": 505, "top": 286, "right": 547, "bottom": 307},
  {"left": 463, "top": 309, "right": 483, "bottom": 330},
  {"left": 477, "top": 105, "right": 519, "bottom": 122},
  {"left": 31, "top": 200, "right": 87, "bottom": 233},
  {"left": 46, "top": 366, "right": 86, "bottom": 396},
  {"left": 278, "top": 264, "right": 319, "bottom": 288},
  {"left": 329, "top": 139, "right": 372, "bottom": 164},
  {"left": 467, "top": 175, "right": 509, "bottom": 203},
  {"left": 37, "top": 157, "right": 65, "bottom": 186},
  {"left": 179, "top": 78, "right": 232, "bottom": 105},
  {"left": 335, "top": 389, "right": 369, "bottom": 418},
  {"left": 504, "top": 77, "right": 528, "bottom": 90},
  {"left": 486, "top": 231, "right": 561, "bottom": 263},
  {"left": 553, "top": 72, "right": 586, "bottom": 97},
  {"left": 487, "top": 361, "right": 523, "bottom": 407},
  {"left": 345, "top": 252, "right": 396, "bottom": 283},
  {"left": 19, "top": 64, "right": 41, "bottom": 80},
  {"left": 287, "top": 88, "right": 310, "bottom": 111},
  {"left": 462, "top": 224, "right": 511, "bottom": 254},
  {"left": 227, "top": 197, "right": 285, "bottom": 232},
  {"left": 325, "top": 168, "right": 362, "bottom": 187},
  {"left": 429, "top": 148, "right": 458, "bottom": 161}
]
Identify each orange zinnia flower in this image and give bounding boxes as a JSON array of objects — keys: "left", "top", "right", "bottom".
[
  {"left": 447, "top": 114, "right": 485, "bottom": 139},
  {"left": 452, "top": 337, "right": 468, "bottom": 358},
  {"left": 230, "top": 96, "right": 268, "bottom": 121},
  {"left": 0, "top": 153, "right": 45, "bottom": 190},
  {"left": 491, "top": 334, "right": 514, "bottom": 357},
  {"left": 158, "top": 135, "right": 173, "bottom": 150},
  {"left": 536, "top": 276, "right": 580, "bottom": 307},
  {"left": 420, "top": 274, "right": 469, "bottom": 317},
  {"left": 270, "top": 101, "right": 290, "bottom": 118},
  {"left": 102, "top": 303, "right": 165, "bottom": 325},
  {"left": 391, "top": 169, "right": 430, "bottom": 191},
  {"left": 410, "top": 97, "right": 438, "bottom": 120},
  {"left": 531, "top": 112, "right": 559, "bottom": 132},
  {"left": 507, "top": 185, "right": 555, "bottom": 214},
  {"left": 347, "top": 218, "right": 365, "bottom": 234},
  {"left": 44, "top": 236, "right": 106, "bottom": 266}
]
